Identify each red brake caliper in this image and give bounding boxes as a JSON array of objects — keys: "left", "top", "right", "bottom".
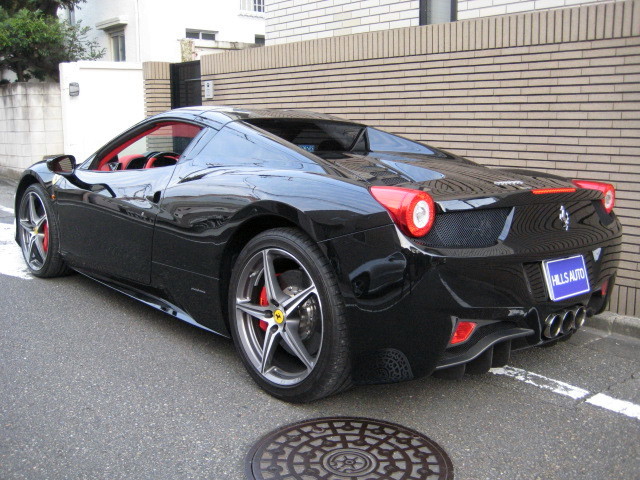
[
  {"left": 258, "top": 287, "right": 268, "bottom": 331},
  {"left": 42, "top": 221, "right": 49, "bottom": 252}
]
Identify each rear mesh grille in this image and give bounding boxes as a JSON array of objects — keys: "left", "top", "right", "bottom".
[{"left": 415, "top": 208, "right": 511, "bottom": 248}]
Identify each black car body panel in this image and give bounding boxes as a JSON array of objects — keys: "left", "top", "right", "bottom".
[{"left": 15, "top": 106, "right": 622, "bottom": 389}]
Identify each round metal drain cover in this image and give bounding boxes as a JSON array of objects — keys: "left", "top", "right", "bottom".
[{"left": 245, "top": 417, "right": 453, "bottom": 480}]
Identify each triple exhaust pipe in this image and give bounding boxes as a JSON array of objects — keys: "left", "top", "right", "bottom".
[{"left": 542, "top": 307, "right": 587, "bottom": 339}]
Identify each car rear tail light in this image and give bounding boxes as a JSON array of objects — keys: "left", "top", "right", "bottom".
[
  {"left": 370, "top": 186, "right": 436, "bottom": 237},
  {"left": 572, "top": 180, "right": 615, "bottom": 214},
  {"left": 450, "top": 321, "right": 477, "bottom": 345}
]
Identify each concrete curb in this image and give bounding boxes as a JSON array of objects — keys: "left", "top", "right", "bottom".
[{"left": 587, "top": 312, "right": 640, "bottom": 340}]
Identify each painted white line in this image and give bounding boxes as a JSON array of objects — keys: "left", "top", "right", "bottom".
[
  {"left": 0, "top": 205, "right": 14, "bottom": 214},
  {"left": 490, "top": 366, "right": 640, "bottom": 421},
  {"left": 0, "top": 222, "right": 32, "bottom": 280},
  {"left": 490, "top": 366, "right": 589, "bottom": 400},
  {"left": 586, "top": 393, "right": 640, "bottom": 421}
]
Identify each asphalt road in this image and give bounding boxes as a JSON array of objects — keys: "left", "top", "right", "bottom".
[{"left": 1, "top": 178, "right": 639, "bottom": 480}]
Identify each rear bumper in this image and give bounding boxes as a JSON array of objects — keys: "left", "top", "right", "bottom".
[{"left": 321, "top": 216, "right": 622, "bottom": 384}]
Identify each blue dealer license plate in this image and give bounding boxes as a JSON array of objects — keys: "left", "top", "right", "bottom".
[{"left": 542, "top": 255, "right": 590, "bottom": 301}]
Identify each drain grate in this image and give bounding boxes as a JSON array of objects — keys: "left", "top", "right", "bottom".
[{"left": 245, "top": 417, "right": 453, "bottom": 479}]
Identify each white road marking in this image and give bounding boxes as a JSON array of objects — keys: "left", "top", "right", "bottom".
[
  {"left": 491, "top": 366, "right": 589, "bottom": 400},
  {"left": 0, "top": 205, "right": 14, "bottom": 214},
  {"left": 0, "top": 221, "right": 32, "bottom": 280},
  {"left": 491, "top": 366, "right": 640, "bottom": 421},
  {"left": 586, "top": 393, "right": 640, "bottom": 420}
]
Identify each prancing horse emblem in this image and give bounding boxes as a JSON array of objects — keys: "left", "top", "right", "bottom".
[{"left": 559, "top": 205, "right": 570, "bottom": 231}]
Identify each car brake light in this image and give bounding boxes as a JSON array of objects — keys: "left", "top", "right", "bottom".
[
  {"left": 572, "top": 180, "right": 615, "bottom": 214},
  {"left": 450, "top": 321, "right": 477, "bottom": 345},
  {"left": 370, "top": 186, "right": 436, "bottom": 237},
  {"left": 531, "top": 188, "right": 576, "bottom": 194}
]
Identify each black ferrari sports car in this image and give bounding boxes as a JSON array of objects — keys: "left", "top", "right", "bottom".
[{"left": 15, "top": 106, "right": 621, "bottom": 402}]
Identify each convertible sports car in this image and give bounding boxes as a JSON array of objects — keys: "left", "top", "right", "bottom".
[{"left": 15, "top": 106, "right": 621, "bottom": 402}]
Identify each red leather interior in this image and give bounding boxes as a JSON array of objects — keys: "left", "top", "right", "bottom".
[
  {"left": 144, "top": 154, "right": 179, "bottom": 169},
  {"left": 94, "top": 122, "right": 202, "bottom": 171}
]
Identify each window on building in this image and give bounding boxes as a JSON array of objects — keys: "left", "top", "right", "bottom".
[
  {"left": 254, "top": 34, "right": 265, "bottom": 46},
  {"left": 419, "top": 0, "right": 456, "bottom": 25},
  {"left": 109, "top": 29, "right": 126, "bottom": 62},
  {"left": 186, "top": 29, "right": 217, "bottom": 41},
  {"left": 240, "top": 0, "right": 265, "bottom": 13}
]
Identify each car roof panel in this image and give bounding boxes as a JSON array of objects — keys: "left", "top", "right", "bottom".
[{"left": 160, "top": 106, "right": 359, "bottom": 127}]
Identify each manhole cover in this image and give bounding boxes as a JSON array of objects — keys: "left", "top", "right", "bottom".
[{"left": 245, "top": 417, "right": 453, "bottom": 480}]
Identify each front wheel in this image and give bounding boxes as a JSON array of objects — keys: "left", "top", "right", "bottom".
[
  {"left": 228, "top": 228, "right": 351, "bottom": 402},
  {"left": 17, "top": 184, "right": 70, "bottom": 277}
]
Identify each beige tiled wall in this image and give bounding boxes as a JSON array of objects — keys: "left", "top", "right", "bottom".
[
  {"left": 142, "top": 62, "right": 172, "bottom": 117},
  {"left": 145, "top": 0, "right": 640, "bottom": 316}
]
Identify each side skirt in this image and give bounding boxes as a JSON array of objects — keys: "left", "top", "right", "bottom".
[{"left": 75, "top": 269, "right": 229, "bottom": 338}]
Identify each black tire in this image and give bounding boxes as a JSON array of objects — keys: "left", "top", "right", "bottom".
[
  {"left": 17, "top": 183, "right": 70, "bottom": 278},
  {"left": 228, "top": 228, "right": 351, "bottom": 403}
]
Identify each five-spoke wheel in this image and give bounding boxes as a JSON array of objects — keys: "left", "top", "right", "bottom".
[
  {"left": 17, "top": 184, "right": 69, "bottom": 277},
  {"left": 18, "top": 190, "right": 49, "bottom": 271},
  {"left": 229, "top": 228, "right": 351, "bottom": 402},
  {"left": 234, "top": 247, "right": 323, "bottom": 386}
]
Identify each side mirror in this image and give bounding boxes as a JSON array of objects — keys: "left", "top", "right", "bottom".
[{"left": 46, "top": 155, "right": 76, "bottom": 175}]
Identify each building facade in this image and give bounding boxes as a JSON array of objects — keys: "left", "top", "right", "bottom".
[
  {"left": 66, "top": 0, "right": 266, "bottom": 63},
  {"left": 266, "top": 0, "right": 614, "bottom": 45}
]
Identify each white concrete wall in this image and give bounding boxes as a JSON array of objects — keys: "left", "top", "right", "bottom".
[
  {"left": 59, "top": 62, "right": 144, "bottom": 162},
  {"left": 266, "top": 0, "right": 419, "bottom": 45},
  {"left": 70, "top": 0, "right": 265, "bottom": 63},
  {"left": 265, "top": 0, "right": 616, "bottom": 44},
  {"left": 458, "top": 0, "right": 612, "bottom": 19},
  {"left": 0, "top": 83, "right": 64, "bottom": 179}
]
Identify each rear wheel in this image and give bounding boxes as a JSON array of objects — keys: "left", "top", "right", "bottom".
[
  {"left": 17, "top": 184, "right": 70, "bottom": 277},
  {"left": 228, "top": 228, "right": 351, "bottom": 402}
]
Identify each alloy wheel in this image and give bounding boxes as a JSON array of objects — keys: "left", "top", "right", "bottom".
[
  {"left": 234, "top": 247, "right": 323, "bottom": 386},
  {"left": 18, "top": 191, "right": 49, "bottom": 271}
]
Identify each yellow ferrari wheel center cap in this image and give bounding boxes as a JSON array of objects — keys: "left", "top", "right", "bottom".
[{"left": 274, "top": 309, "right": 285, "bottom": 324}]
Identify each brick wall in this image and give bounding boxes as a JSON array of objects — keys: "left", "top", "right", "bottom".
[
  {"left": 265, "top": 0, "right": 615, "bottom": 44},
  {"left": 458, "top": 0, "right": 608, "bottom": 20},
  {"left": 266, "top": 0, "right": 420, "bottom": 44},
  {"left": 0, "top": 83, "right": 63, "bottom": 179},
  {"left": 143, "top": 62, "right": 172, "bottom": 117},
  {"left": 145, "top": 0, "right": 640, "bottom": 316}
]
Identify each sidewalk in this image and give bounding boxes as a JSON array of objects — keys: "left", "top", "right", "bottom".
[{"left": 1, "top": 174, "right": 638, "bottom": 340}]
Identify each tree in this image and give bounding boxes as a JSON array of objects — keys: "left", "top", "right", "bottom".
[
  {"left": 0, "top": 0, "right": 85, "bottom": 17},
  {"left": 0, "top": 5, "right": 103, "bottom": 82}
]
